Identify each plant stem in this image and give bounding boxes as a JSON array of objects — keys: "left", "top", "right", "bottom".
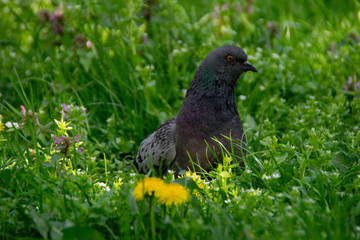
[{"left": 150, "top": 196, "right": 156, "bottom": 240}]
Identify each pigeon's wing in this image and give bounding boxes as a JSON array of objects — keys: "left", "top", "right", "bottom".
[{"left": 135, "top": 117, "right": 176, "bottom": 174}]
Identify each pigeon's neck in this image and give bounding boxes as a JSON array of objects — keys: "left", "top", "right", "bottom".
[
  {"left": 185, "top": 65, "right": 237, "bottom": 100},
  {"left": 180, "top": 65, "right": 239, "bottom": 119}
]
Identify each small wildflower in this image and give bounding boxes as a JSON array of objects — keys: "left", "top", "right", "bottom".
[
  {"left": 54, "top": 118, "right": 72, "bottom": 134},
  {"left": 5, "top": 122, "right": 20, "bottom": 129},
  {"left": 38, "top": 10, "right": 50, "bottom": 24},
  {"left": 95, "top": 182, "right": 110, "bottom": 192},
  {"left": 113, "top": 177, "right": 123, "bottom": 189},
  {"left": 223, "top": 154, "right": 232, "bottom": 164},
  {"left": 132, "top": 177, "right": 167, "bottom": 201},
  {"left": 72, "top": 34, "right": 87, "bottom": 48},
  {"left": 86, "top": 40, "right": 92, "bottom": 48},
  {"left": 263, "top": 174, "right": 271, "bottom": 180},
  {"left": 224, "top": 199, "right": 231, "bottom": 204},
  {"left": 180, "top": 170, "right": 205, "bottom": 191},
  {"left": 53, "top": 136, "right": 65, "bottom": 146},
  {"left": 20, "top": 105, "right": 39, "bottom": 125},
  {"left": 49, "top": 8, "right": 64, "bottom": 35},
  {"left": 245, "top": 188, "right": 262, "bottom": 196},
  {"left": 74, "top": 134, "right": 81, "bottom": 143},
  {"left": 130, "top": 172, "right": 136, "bottom": 177},
  {"left": 142, "top": 35, "right": 148, "bottom": 44},
  {"left": 157, "top": 183, "right": 190, "bottom": 206},
  {"left": 21, "top": 105, "right": 26, "bottom": 115},
  {"left": 77, "top": 147, "right": 84, "bottom": 155},
  {"left": 60, "top": 103, "right": 72, "bottom": 116},
  {"left": 272, "top": 172, "right": 281, "bottom": 178}
]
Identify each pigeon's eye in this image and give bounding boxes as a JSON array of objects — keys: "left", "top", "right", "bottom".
[{"left": 226, "top": 55, "right": 235, "bottom": 62}]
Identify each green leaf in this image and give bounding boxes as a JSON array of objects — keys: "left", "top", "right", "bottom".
[
  {"left": 220, "top": 171, "right": 231, "bottom": 178},
  {"left": 30, "top": 209, "right": 49, "bottom": 239},
  {"left": 51, "top": 153, "right": 64, "bottom": 163}
]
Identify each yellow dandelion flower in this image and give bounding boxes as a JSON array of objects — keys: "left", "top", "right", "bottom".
[
  {"left": 157, "top": 183, "right": 190, "bottom": 206},
  {"left": 132, "top": 177, "right": 166, "bottom": 201},
  {"left": 0, "top": 123, "right": 4, "bottom": 132}
]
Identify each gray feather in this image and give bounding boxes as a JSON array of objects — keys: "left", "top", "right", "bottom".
[{"left": 135, "top": 117, "right": 176, "bottom": 173}]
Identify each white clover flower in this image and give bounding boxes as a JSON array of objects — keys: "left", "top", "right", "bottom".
[
  {"left": 96, "top": 182, "right": 106, "bottom": 188},
  {"left": 95, "top": 182, "right": 110, "bottom": 192},
  {"left": 272, "top": 172, "right": 281, "bottom": 178},
  {"left": 5, "top": 122, "right": 20, "bottom": 129},
  {"left": 271, "top": 53, "right": 280, "bottom": 59},
  {"left": 263, "top": 175, "right": 271, "bottom": 180}
]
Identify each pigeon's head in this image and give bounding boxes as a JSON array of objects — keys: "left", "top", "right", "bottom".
[
  {"left": 199, "top": 45, "right": 257, "bottom": 83},
  {"left": 187, "top": 45, "right": 257, "bottom": 98}
]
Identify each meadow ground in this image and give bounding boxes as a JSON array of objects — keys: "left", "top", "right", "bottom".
[{"left": 0, "top": 0, "right": 360, "bottom": 239}]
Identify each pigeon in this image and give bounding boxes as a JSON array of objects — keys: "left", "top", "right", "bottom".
[{"left": 135, "top": 45, "right": 257, "bottom": 174}]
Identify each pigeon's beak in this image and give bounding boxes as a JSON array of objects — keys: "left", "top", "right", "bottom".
[{"left": 243, "top": 61, "right": 257, "bottom": 72}]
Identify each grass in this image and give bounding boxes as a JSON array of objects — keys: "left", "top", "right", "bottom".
[{"left": 0, "top": 0, "right": 360, "bottom": 239}]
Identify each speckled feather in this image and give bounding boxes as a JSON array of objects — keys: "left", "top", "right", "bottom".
[
  {"left": 135, "top": 117, "right": 176, "bottom": 173},
  {"left": 135, "top": 45, "right": 257, "bottom": 174}
]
